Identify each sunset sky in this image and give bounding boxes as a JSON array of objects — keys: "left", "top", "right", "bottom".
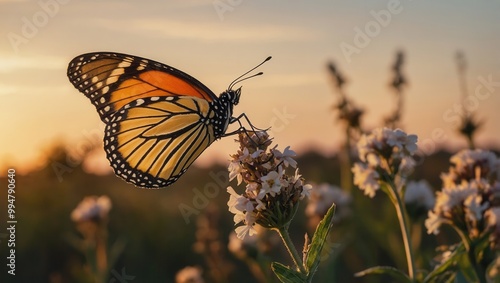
[{"left": 1, "top": 0, "right": 499, "bottom": 173}]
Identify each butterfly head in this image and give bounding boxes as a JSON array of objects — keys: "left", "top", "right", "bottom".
[{"left": 224, "top": 87, "right": 241, "bottom": 106}]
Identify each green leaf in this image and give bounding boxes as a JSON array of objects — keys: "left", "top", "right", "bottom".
[
  {"left": 456, "top": 251, "right": 479, "bottom": 283},
  {"left": 424, "top": 244, "right": 466, "bottom": 283},
  {"left": 108, "top": 238, "right": 127, "bottom": 271},
  {"left": 304, "top": 203, "right": 336, "bottom": 277},
  {"left": 355, "top": 266, "right": 411, "bottom": 283},
  {"left": 272, "top": 262, "right": 307, "bottom": 283}
]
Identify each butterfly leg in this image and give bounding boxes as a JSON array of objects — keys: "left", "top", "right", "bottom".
[{"left": 224, "top": 113, "right": 269, "bottom": 137}]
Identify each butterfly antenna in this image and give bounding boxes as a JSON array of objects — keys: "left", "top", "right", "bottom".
[{"left": 228, "top": 56, "right": 272, "bottom": 89}]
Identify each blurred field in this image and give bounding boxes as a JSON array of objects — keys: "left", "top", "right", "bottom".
[{"left": 2, "top": 143, "right": 495, "bottom": 283}]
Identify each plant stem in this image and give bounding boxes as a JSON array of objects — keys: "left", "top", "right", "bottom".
[
  {"left": 275, "top": 226, "right": 307, "bottom": 274},
  {"left": 340, "top": 126, "right": 353, "bottom": 193},
  {"left": 388, "top": 182, "right": 416, "bottom": 281},
  {"left": 452, "top": 226, "right": 486, "bottom": 283}
]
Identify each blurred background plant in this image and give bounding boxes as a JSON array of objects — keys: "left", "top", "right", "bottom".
[
  {"left": 327, "top": 61, "right": 364, "bottom": 193},
  {"left": 66, "top": 195, "right": 125, "bottom": 283},
  {"left": 455, "top": 51, "right": 482, "bottom": 149},
  {"left": 384, "top": 50, "right": 408, "bottom": 129}
]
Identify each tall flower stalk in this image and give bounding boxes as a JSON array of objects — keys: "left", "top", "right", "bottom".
[
  {"left": 351, "top": 128, "right": 418, "bottom": 282},
  {"left": 328, "top": 61, "right": 364, "bottom": 193},
  {"left": 455, "top": 51, "right": 481, "bottom": 149},
  {"left": 70, "top": 195, "right": 112, "bottom": 283},
  {"left": 226, "top": 131, "right": 336, "bottom": 282},
  {"left": 384, "top": 51, "right": 407, "bottom": 129}
]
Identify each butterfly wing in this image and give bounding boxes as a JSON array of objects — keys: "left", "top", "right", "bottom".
[
  {"left": 67, "top": 52, "right": 222, "bottom": 188},
  {"left": 105, "top": 95, "right": 217, "bottom": 188},
  {"left": 67, "top": 52, "right": 218, "bottom": 123}
]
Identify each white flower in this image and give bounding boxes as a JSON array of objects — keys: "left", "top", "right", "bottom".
[
  {"left": 441, "top": 171, "right": 459, "bottom": 188},
  {"left": 444, "top": 149, "right": 500, "bottom": 185},
  {"left": 250, "top": 149, "right": 263, "bottom": 159},
  {"left": 399, "top": 156, "right": 416, "bottom": 177},
  {"left": 356, "top": 128, "right": 417, "bottom": 165},
  {"left": 228, "top": 160, "right": 243, "bottom": 185},
  {"left": 306, "top": 183, "right": 351, "bottom": 218},
  {"left": 405, "top": 180, "right": 435, "bottom": 209},
  {"left": 245, "top": 182, "right": 260, "bottom": 198},
  {"left": 233, "top": 211, "right": 246, "bottom": 225},
  {"left": 356, "top": 129, "right": 389, "bottom": 161},
  {"left": 389, "top": 129, "right": 418, "bottom": 155},
  {"left": 352, "top": 163, "right": 380, "bottom": 198},
  {"left": 71, "top": 195, "right": 112, "bottom": 222},
  {"left": 255, "top": 198, "right": 266, "bottom": 211},
  {"left": 260, "top": 171, "right": 283, "bottom": 197},
  {"left": 301, "top": 184, "right": 312, "bottom": 200},
  {"left": 366, "top": 153, "right": 381, "bottom": 167},
  {"left": 291, "top": 168, "right": 302, "bottom": 185},
  {"left": 425, "top": 210, "right": 445, "bottom": 235},
  {"left": 175, "top": 266, "right": 204, "bottom": 283},
  {"left": 464, "top": 194, "right": 488, "bottom": 222},
  {"left": 235, "top": 211, "right": 258, "bottom": 239},
  {"left": 227, "top": 132, "right": 310, "bottom": 238},
  {"left": 272, "top": 146, "right": 297, "bottom": 168},
  {"left": 227, "top": 186, "right": 252, "bottom": 214},
  {"left": 485, "top": 207, "right": 500, "bottom": 231},
  {"left": 451, "top": 149, "right": 499, "bottom": 175},
  {"left": 434, "top": 182, "right": 478, "bottom": 214}
]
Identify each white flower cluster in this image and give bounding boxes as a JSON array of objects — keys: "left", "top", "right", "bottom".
[
  {"left": 441, "top": 149, "right": 500, "bottom": 188},
  {"left": 227, "top": 132, "right": 311, "bottom": 239},
  {"left": 306, "top": 183, "right": 351, "bottom": 222},
  {"left": 425, "top": 149, "right": 500, "bottom": 246},
  {"left": 404, "top": 180, "right": 435, "bottom": 210},
  {"left": 71, "top": 195, "right": 112, "bottom": 222},
  {"left": 352, "top": 128, "right": 418, "bottom": 198}
]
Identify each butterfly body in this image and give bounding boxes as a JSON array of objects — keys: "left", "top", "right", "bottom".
[{"left": 67, "top": 52, "right": 248, "bottom": 188}]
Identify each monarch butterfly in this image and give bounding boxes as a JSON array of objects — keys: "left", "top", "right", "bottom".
[{"left": 67, "top": 52, "right": 270, "bottom": 188}]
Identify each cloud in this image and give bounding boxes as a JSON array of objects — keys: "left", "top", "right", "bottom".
[
  {"left": 257, "top": 73, "right": 326, "bottom": 88},
  {"left": 0, "top": 83, "right": 71, "bottom": 96},
  {"left": 0, "top": 55, "right": 67, "bottom": 73},
  {"left": 91, "top": 18, "right": 318, "bottom": 43}
]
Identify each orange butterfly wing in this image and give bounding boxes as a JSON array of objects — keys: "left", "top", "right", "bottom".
[
  {"left": 67, "top": 52, "right": 222, "bottom": 188},
  {"left": 67, "top": 52, "right": 217, "bottom": 123}
]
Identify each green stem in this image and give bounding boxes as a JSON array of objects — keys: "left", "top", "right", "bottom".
[
  {"left": 452, "top": 226, "right": 486, "bottom": 283},
  {"left": 387, "top": 182, "right": 416, "bottom": 281},
  {"left": 275, "top": 226, "right": 307, "bottom": 274},
  {"left": 340, "top": 127, "right": 353, "bottom": 193},
  {"left": 467, "top": 134, "right": 475, "bottom": 150}
]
